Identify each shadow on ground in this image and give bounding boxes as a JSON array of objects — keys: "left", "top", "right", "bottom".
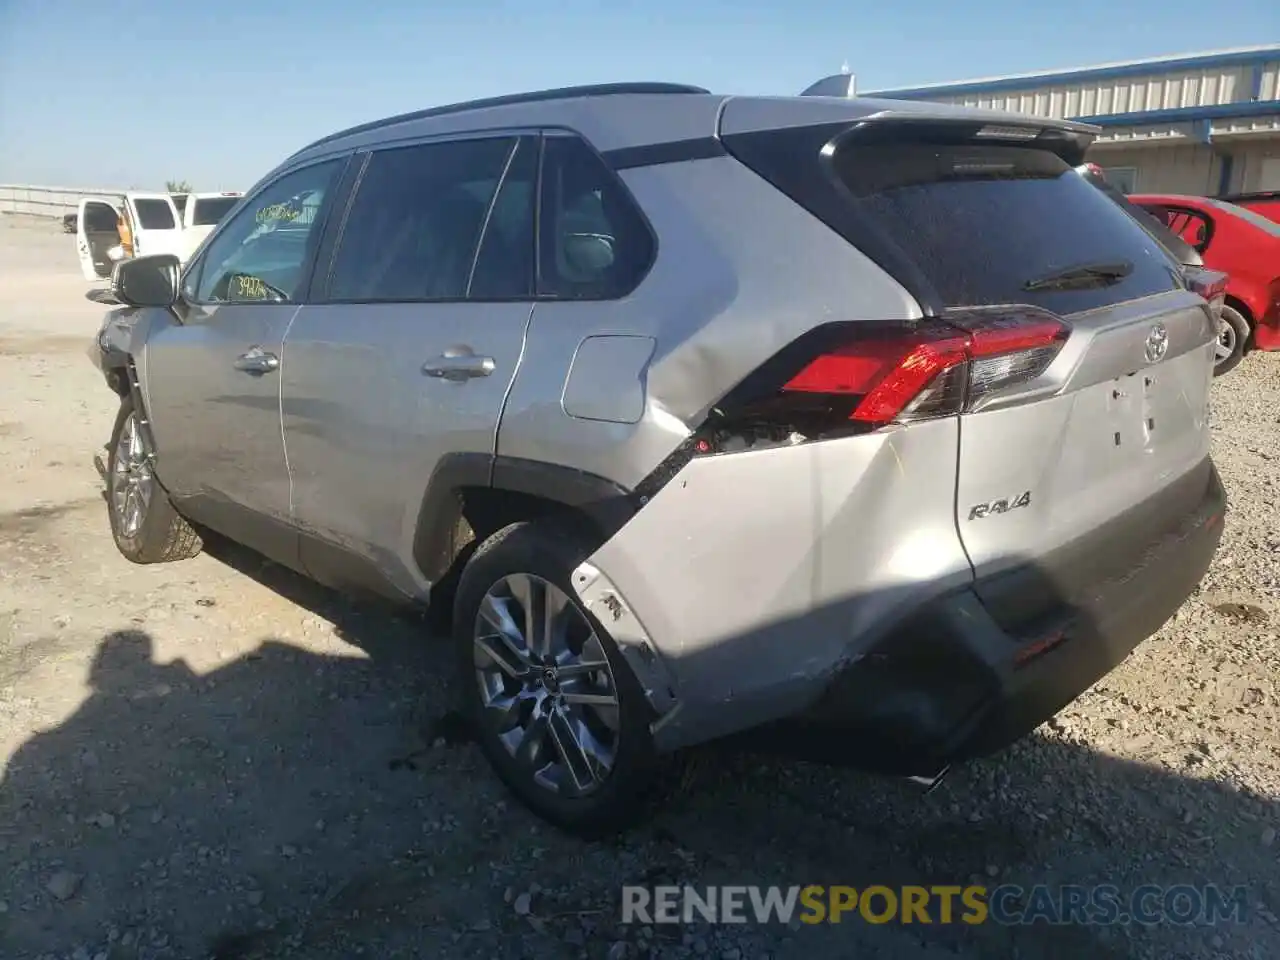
[{"left": 1, "top": 545, "right": 1276, "bottom": 960}]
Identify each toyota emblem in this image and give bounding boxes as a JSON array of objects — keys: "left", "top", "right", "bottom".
[{"left": 1144, "top": 323, "right": 1169, "bottom": 364}]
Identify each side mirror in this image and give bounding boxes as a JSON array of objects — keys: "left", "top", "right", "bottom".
[
  {"left": 85, "top": 287, "right": 121, "bottom": 305},
  {"left": 110, "top": 253, "right": 180, "bottom": 308}
]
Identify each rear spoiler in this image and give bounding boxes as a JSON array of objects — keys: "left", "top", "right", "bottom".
[{"left": 795, "top": 76, "right": 1099, "bottom": 165}]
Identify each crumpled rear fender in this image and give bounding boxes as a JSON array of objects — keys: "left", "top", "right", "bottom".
[{"left": 569, "top": 418, "right": 974, "bottom": 753}]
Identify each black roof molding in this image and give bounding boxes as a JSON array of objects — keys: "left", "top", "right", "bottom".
[{"left": 291, "top": 82, "right": 711, "bottom": 158}]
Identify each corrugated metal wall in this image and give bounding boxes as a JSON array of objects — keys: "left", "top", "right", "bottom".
[
  {"left": 1087, "top": 141, "right": 1280, "bottom": 195},
  {"left": 932, "top": 59, "right": 1280, "bottom": 118},
  {"left": 1087, "top": 145, "right": 1221, "bottom": 194}
]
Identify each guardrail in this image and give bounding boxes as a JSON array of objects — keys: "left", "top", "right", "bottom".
[{"left": 0, "top": 184, "right": 129, "bottom": 219}]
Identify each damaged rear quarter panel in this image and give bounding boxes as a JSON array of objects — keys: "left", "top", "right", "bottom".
[{"left": 570, "top": 418, "right": 974, "bottom": 751}]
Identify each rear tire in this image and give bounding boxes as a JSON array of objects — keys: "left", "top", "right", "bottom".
[
  {"left": 452, "top": 521, "right": 664, "bottom": 837},
  {"left": 106, "top": 395, "right": 202, "bottom": 564},
  {"left": 1213, "top": 304, "right": 1250, "bottom": 377}
]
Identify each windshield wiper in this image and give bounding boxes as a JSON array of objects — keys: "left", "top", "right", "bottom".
[{"left": 1023, "top": 260, "right": 1133, "bottom": 292}]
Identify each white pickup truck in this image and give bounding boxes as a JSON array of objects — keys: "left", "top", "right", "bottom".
[{"left": 75, "top": 191, "right": 241, "bottom": 281}]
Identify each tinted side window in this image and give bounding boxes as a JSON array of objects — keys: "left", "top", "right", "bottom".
[
  {"left": 327, "top": 137, "right": 517, "bottom": 302},
  {"left": 133, "top": 199, "right": 175, "bottom": 229},
  {"left": 538, "top": 136, "right": 654, "bottom": 299},
  {"left": 192, "top": 196, "right": 241, "bottom": 226},
  {"left": 84, "top": 203, "right": 118, "bottom": 232},
  {"left": 193, "top": 159, "right": 341, "bottom": 304},
  {"left": 1161, "top": 208, "right": 1213, "bottom": 253},
  {"left": 469, "top": 138, "right": 537, "bottom": 300}
]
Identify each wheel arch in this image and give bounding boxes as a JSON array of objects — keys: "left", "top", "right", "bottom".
[
  {"left": 413, "top": 453, "right": 639, "bottom": 601},
  {"left": 1222, "top": 293, "right": 1255, "bottom": 327}
]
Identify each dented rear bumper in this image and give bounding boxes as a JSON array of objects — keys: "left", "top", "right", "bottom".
[
  {"left": 757, "top": 460, "right": 1224, "bottom": 774},
  {"left": 572, "top": 442, "right": 1224, "bottom": 769}
]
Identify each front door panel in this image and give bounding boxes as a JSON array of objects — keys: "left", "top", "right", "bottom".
[
  {"left": 142, "top": 304, "right": 297, "bottom": 560},
  {"left": 137, "top": 156, "right": 347, "bottom": 562}
]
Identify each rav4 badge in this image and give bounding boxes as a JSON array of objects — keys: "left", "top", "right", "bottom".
[{"left": 968, "top": 491, "right": 1032, "bottom": 521}]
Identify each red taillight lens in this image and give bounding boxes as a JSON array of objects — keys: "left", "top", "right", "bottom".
[
  {"left": 1184, "top": 266, "right": 1228, "bottom": 307},
  {"left": 777, "top": 307, "right": 1068, "bottom": 428},
  {"left": 781, "top": 323, "right": 971, "bottom": 424}
]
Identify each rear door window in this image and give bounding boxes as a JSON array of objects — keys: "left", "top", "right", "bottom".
[
  {"left": 326, "top": 136, "right": 518, "bottom": 302},
  {"left": 468, "top": 138, "right": 537, "bottom": 300},
  {"left": 831, "top": 142, "right": 1180, "bottom": 314}
]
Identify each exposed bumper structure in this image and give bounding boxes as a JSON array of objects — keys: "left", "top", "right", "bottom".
[
  {"left": 572, "top": 445, "right": 1224, "bottom": 772},
  {"left": 739, "top": 459, "right": 1224, "bottom": 775}
]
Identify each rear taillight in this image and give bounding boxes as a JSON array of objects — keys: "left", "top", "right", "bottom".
[
  {"left": 1184, "top": 266, "right": 1228, "bottom": 317},
  {"left": 699, "top": 307, "right": 1068, "bottom": 454}
]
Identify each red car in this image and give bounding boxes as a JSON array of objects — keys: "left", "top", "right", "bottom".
[
  {"left": 1130, "top": 193, "right": 1280, "bottom": 374},
  {"left": 1221, "top": 191, "right": 1280, "bottom": 226}
]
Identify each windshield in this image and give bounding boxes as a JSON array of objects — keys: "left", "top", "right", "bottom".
[
  {"left": 1078, "top": 171, "right": 1201, "bottom": 266},
  {"left": 191, "top": 196, "right": 241, "bottom": 226}
]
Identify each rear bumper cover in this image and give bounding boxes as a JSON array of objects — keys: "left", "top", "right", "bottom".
[
  {"left": 747, "top": 458, "right": 1226, "bottom": 775},
  {"left": 1253, "top": 316, "right": 1280, "bottom": 352}
]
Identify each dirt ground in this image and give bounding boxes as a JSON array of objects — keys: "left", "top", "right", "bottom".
[{"left": 0, "top": 214, "right": 1276, "bottom": 960}]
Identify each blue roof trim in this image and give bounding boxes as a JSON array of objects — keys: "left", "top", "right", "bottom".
[
  {"left": 868, "top": 48, "right": 1280, "bottom": 99},
  {"left": 1072, "top": 100, "right": 1280, "bottom": 126}
]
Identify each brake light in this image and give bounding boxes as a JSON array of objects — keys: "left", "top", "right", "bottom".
[
  {"left": 679, "top": 307, "right": 1069, "bottom": 461},
  {"left": 1185, "top": 267, "right": 1228, "bottom": 304},
  {"left": 778, "top": 307, "right": 1068, "bottom": 428},
  {"left": 1183, "top": 266, "right": 1228, "bottom": 321}
]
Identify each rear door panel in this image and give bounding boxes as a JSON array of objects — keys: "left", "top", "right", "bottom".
[{"left": 281, "top": 135, "right": 537, "bottom": 596}]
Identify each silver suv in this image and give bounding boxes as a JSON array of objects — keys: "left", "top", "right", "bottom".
[{"left": 91, "top": 83, "right": 1226, "bottom": 835}]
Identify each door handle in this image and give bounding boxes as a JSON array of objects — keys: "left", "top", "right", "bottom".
[
  {"left": 234, "top": 347, "right": 279, "bottom": 374},
  {"left": 422, "top": 354, "right": 496, "bottom": 381}
]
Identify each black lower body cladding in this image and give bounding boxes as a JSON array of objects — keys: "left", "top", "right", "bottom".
[{"left": 749, "top": 458, "right": 1226, "bottom": 777}]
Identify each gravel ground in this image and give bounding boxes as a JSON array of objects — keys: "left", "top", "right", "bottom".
[{"left": 0, "top": 213, "right": 1276, "bottom": 960}]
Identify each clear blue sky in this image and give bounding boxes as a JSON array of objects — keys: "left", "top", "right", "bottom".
[{"left": 1, "top": 0, "right": 1276, "bottom": 190}]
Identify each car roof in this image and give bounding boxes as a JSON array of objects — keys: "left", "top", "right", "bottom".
[
  {"left": 1130, "top": 193, "right": 1209, "bottom": 203},
  {"left": 1132, "top": 193, "right": 1280, "bottom": 239},
  {"left": 278, "top": 81, "right": 1101, "bottom": 174}
]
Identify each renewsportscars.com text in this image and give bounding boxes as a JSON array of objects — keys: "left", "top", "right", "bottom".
[{"left": 621, "top": 884, "right": 1250, "bottom": 926}]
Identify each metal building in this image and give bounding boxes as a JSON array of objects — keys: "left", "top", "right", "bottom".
[{"left": 804, "top": 45, "right": 1280, "bottom": 197}]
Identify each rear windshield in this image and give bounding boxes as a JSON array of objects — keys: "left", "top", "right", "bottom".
[
  {"left": 1079, "top": 172, "right": 1201, "bottom": 266},
  {"left": 831, "top": 142, "right": 1181, "bottom": 314},
  {"left": 191, "top": 196, "right": 240, "bottom": 226},
  {"left": 132, "top": 199, "right": 175, "bottom": 230}
]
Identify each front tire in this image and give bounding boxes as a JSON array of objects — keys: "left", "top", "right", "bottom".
[
  {"left": 452, "top": 521, "right": 663, "bottom": 837},
  {"left": 1213, "top": 304, "right": 1250, "bottom": 377},
  {"left": 106, "top": 395, "right": 202, "bottom": 564}
]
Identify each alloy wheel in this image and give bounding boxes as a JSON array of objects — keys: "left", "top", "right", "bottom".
[
  {"left": 472, "top": 573, "right": 621, "bottom": 797},
  {"left": 1216, "top": 316, "right": 1237, "bottom": 364},
  {"left": 112, "top": 412, "right": 154, "bottom": 538}
]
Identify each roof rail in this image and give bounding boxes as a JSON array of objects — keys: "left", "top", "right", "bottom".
[{"left": 292, "top": 82, "right": 710, "bottom": 157}]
